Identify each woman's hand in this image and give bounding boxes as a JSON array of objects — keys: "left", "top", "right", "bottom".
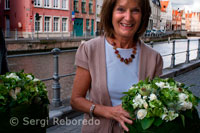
[{"left": 105, "top": 104, "right": 133, "bottom": 132}]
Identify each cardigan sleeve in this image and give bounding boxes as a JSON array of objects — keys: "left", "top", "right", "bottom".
[
  {"left": 75, "top": 43, "right": 89, "bottom": 70},
  {"left": 155, "top": 53, "right": 163, "bottom": 77}
]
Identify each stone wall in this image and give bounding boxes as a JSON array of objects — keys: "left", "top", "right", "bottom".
[{"left": 6, "top": 38, "right": 93, "bottom": 52}]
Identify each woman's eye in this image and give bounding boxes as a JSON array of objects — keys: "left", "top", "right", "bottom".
[
  {"left": 117, "top": 8, "right": 125, "bottom": 12},
  {"left": 132, "top": 9, "right": 140, "bottom": 13}
]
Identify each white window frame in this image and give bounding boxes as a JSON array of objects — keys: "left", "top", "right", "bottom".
[
  {"left": 44, "top": 16, "right": 51, "bottom": 32},
  {"left": 62, "top": 0, "right": 69, "bottom": 9},
  {"left": 34, "top": 0, "right": 42, "bottom": 7},
  {"left": 5, "top": 0, "right": 10, "bottom": 10},
  {"left": 53, "top": 17, "right": 60, "bottom": 32},
  {"left": 44, "top": 0, "right": 51, "bottom": 8},
  {"left": 53, "top": 0, "right": 60, "bottom": 8},
  {"left": 62, "top": 17, "right": 68, "bottom": 32},
  {"left": 35, "top": 15, "right": 43, "bottom": 32}
]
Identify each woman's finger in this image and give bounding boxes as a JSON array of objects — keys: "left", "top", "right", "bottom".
[
  {"left": 119, "top": 121, "right": 129, "bottom": 132},
  {"left": 120, "top": 115, "right": 133, "bottom": 125}
]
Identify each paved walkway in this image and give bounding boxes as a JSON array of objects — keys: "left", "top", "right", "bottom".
[{"left": 47, "top": 67, "right": 200, "bottom": 133}]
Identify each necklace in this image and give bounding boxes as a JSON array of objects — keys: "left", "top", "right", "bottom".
[{"left": 111, "top": 42, "right": 137, "bottom": 65}]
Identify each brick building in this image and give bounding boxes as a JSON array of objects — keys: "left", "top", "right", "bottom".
[
  {"left": 0, "top": 0, "right": 96, "bottom": 38},
  {"left": 72, "top": 0, "right": 96, "bottom": 36}
]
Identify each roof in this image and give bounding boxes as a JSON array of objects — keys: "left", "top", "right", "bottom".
[{"left": 161, "top": 1, "right": 169, "bottom": 12}]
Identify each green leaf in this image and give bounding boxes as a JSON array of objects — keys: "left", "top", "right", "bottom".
[
  {"left": 180, "top": 114, "right": 185, "bottom": 127},
  {"left": 140, "top": 117, "right": 155, "bottom": 130},
  {"left": 154, "top": 118, "right": 163, "bottom": 127}
]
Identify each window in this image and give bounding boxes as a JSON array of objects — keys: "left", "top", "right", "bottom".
[
  {"left": 53, "top": 0, "right": 59, "bottom": 8},
  {"left": 5, "top": 0, "right": 10, "bottom": 9},
  {"left": 82, "top": 0, "right": 86, "bottom": 13},
  {"left": 62, "top": 18, "right": 67, "bottom": 32},
  {"left": 44, "top": 0, "right": 50, "bottom": 7},
  {"left": 86, "top": 19, "right": 90, "bottom": 30},
  {"left": 44, "top": 17, "right": 50, "bottom": 32},
  {"left": 74, "top": 0, "right": 79, "bottom": 12},
  {"left": 34, "top": 0, "right": 41, "bottom": 6},
  {"left": 35, "top": 15, "right": 42, "bottom": 32},
  {"left": 89, "top": 0, "right": 93, "bottom": 14},
  {"left": 53, "top": 17, "right": 59, "bottom": 31},
  {"left": 62, "top": 0, "right": 66, "bottom": 8}
]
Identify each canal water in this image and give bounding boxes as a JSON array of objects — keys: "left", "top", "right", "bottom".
[{"left": 7, "top": 37, "right": 200, "bottom": 106}]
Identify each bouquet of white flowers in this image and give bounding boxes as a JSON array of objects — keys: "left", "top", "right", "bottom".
[
  {"left": 122, "top": 77, "right": 200, "bottom": 133},
  {"left": 0, "top": 71, "right": 49, "bottom": 132}
]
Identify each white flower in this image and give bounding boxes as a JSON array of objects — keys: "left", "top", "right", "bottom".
[
  {"left": 178, "top": 93, "right": 188, "bottom": 102},
  {"left": 149, "top": 93, "right": 157, "bottom": 101},
  {"left": 133, "top": 94, "right": 147, "bottom": 108},
  {"left": 135, "top": 94, "right": 142, "bottom": 100},
  {"left": 137, "top": 109, "right": 147, "bottom": 120},
  {"left": 168, "top": 110, "right": 179, "bottom": 121},
  {"left": 143, "top": 101, "right": 148, "bottom": 109},
  {"left": 179, "top": 101, "right": 193, "bottom": 111},
  {"left": 27, "top": 75, "right": 33, "bottom": 80},
  {"left": 9, "top": 87, "right": 21, "bottom": 100},
  {"left": 15, "top": 87, "right": 21, "bottom": 95},
  {"left": 33, "top": 78, "right": 40, "bottom": 82},
  {"left": 161, "top": 114, "right": 167, "bottom": 120},
  {"left": 143, "top": 96, "right": 147, "bottom": 100},
  {"left": 155, "top": 82, "right": 165, "bottom": 88},
  {"left": 132, "top": 103, "right": 139, "bottom": 109},
  {"left": 6, "top": 73, "right": 20, "bottom": 81},
  {"left": 9, "top": 89, "right": 17, "bottom": 100}
]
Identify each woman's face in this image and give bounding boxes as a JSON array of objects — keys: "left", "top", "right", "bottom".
[{"left": 112, "top": 0, "right": 142, "bottom": 39}]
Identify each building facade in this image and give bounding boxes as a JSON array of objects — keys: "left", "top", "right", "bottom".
[
  {"left": 0, "top": 0, "right": 72, "bottom": 38},
  {"left": 72, "top": 0, "right": 96, "bottom": 36},
  {"left": 95, "top": 0, "right": 103, "bottom": 35},
  {"left": 0, "top": 0, "right": 96, "bottom": 38},
  {"left": 190, "top": 12, "right": 200, "bottom": 32},
  {"left": 172, "top": 10, "right": 182, "bottom": 30},
  {"left": 148, "top": 0, "right": 161, "bottom": 30}
]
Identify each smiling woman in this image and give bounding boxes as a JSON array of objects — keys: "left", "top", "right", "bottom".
[{"left": 70, "top": 0, "right": 163, "bottom": 132}]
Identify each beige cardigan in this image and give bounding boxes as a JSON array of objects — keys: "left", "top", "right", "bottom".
[{"left": 75, "top": 36, "right": 163, "bottom": 133}]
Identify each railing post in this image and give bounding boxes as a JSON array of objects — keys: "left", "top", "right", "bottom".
[
  {"left": 197, "top": 39, "right": 200, "bottom": 60},
  {"left": 170, "top": 40, "right": 176, "bottom": 68},
  {"left": 150, "top": 41, "right": 153, "bottom": 48},
  {"left": 32, "top": 29, "right": 34, "bottom": 40},
  {"left": 15, "top": 29, "right": 18, "bottom": 40},
  {"left": 61, "top": 30, "right": 64, "bottom": 39},
  {"left": 51, "top": 48, "right": 62, "bottom": 107},
  {"left": 185, "top": 39, "right": 190, "bottom": 63},
  {"left": 47, "top": 32, "right": 49, "bottom": 40}
]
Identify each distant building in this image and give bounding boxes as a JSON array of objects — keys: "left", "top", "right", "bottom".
[
  {"left": 148, "top": 0, "right": 161, "bottom": 30},
  {"left": 180, "top": 10, "right": 186, "bottom": 30},
  {"left": 172, "top": 10, "right": 182, "bottom": 30},
  {"left": 0, "top": 0, "right": 96, "bottom": 38},
  {"left": 190, "top": 12, "right": 200, "bottom": 32},
  {"left": 95, "top": 0, "right": 103, "bottom": 35},
  {"left": 0, "top": 0, "right": 71, "bottom": 38},
  {"left": 72, "top": 0, "right": 96, "bottom": 36},
  {"left": 160, "top": 0, "right": 172, "bottom": 31},
  {"left": 185, "top": 12, "right": 192, "bottom": 31}
]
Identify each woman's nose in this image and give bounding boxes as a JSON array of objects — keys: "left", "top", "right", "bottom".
[{"left": 124, "top": 10, "right": 132, "bottom": 21}]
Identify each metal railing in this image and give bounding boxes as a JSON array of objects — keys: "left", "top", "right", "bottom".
[
  {"left": 7, "top": 39, "right": 200, "bottom": 108},
  {"left": 5, "top": 29, "right": 96, "bottom": 40}
]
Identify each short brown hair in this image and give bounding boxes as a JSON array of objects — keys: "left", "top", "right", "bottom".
[{"left": 100, "top": 0, "right": 151, "bottom": 41}]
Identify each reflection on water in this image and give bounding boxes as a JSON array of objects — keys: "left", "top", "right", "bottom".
[{"left": 7, "top": 37, "right": 200, "bottom": 105}]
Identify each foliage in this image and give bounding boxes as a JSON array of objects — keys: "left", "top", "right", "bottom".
[
  {"left": 0, "top": 70, "right": 49, "bottom": 112},
  {"left": 122, "top": 77, "right": 200, "bottom": 133}
]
